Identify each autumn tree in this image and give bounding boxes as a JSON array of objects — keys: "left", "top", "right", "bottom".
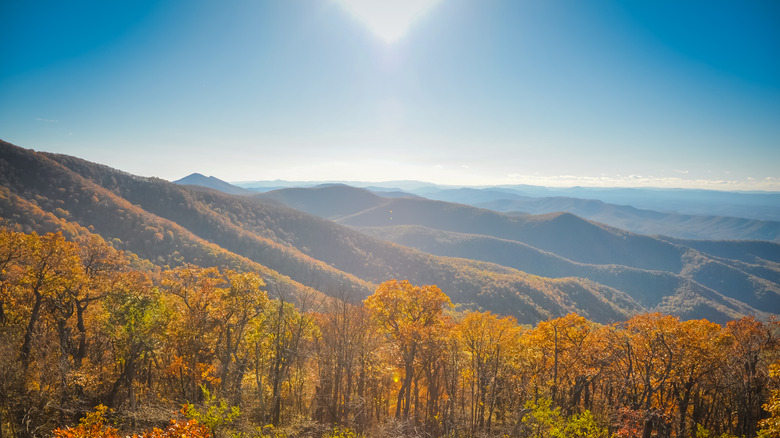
[
  {"left": 17, "top": 232, "right": 82, "bottom": 372},
  {"left": 72, "top": 234, "right": 127, "bottom": 370},
  {"left": 250, "top": 287, "right": 318, "bottom": 426},
  {"left": 214, "top": 270, "right": 267, "bottom": 407},
  {"left": 312, "top": 295, "right": 376, "bottom": 429},
  {"left": 364, "top": 280, "right": 452, "bottom": 422},
  {"left": 0, "top": 227, "right": 27, "bottom": 327},
  {"left": 0, "top": 228, "right": 29, "bottom": 437},
  {"left": 103, "top": 270, "right": 164, "bottom": 422},
  {"left": 722, "top": 316, "right": 779, "bottom": 438},
  {"left": 160, "top": 265, "right": 225, "bottom": 402},
  {"left": 3, "top": 227, "right": 780, "bottom": 437},
  {"left": 457, "top": 310, "right": 521, "bottom": 433},
  {"left": 758, "top": 360, "right": 780, "bottom": 438},
  {"left": 520, "top": 313, "right": 598, "bottom": 416},
  {"left": 670, "top": 318, "right": 730, "bottom": 437}
]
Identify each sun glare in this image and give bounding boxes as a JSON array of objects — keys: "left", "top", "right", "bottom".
[{"left": 335, "top": 0, "right": 441, "bottom": 43}]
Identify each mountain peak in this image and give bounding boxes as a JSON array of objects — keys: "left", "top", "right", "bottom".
[
  {"left": 173, "top": 173, "right": 251, "bottom": 195},
  {"left": 176, "top": 172, "right": 207, "bottom": 180}
]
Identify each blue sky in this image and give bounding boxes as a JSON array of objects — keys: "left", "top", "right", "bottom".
[{"left": 1, "top": 0, "right": 779, "bottom": 190}]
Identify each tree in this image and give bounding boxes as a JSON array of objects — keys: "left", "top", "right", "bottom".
[
  {"left": 250, "top": 287, "right": 318, "bottom": 426},
  {"left": 521, "top": 314, "right": 595, "bottom": 413},
  {"left": 723, "top": 316, "right": 778, "bottom": 438},
  {"left": 17, "top": 232, "right": 82, "bottom": 372},
  {"left": 758, "top": 360, "right": 780, "bottom": 438},
  {"left": 457, "top": 311, "right": 521, "bottom": 432},
  {"left": 184, "top": 386, "right": 240, "bottom": 438},
  {"left": 0, "top": 228, "right": 30, "bottom": 438},
  {"left": 363, "top": 280, "right": 451, "bottom": 421},
  {"left": 0, "top": 228, "right": 27, "bottom": 327},
  {"left": 214, "top": 270, "right": 267, "bottom": 407},
  {"left": 521, "top": 397, "right": 607, "bottom": 438},
  {"left": 312, "top": 295, "right": 374, "bottom": 429},
  {"left": 670, "top": 318, "right": 729, "bottom": 437},
  {"left": 160, "top": 265, "right": 224, "bottom": 402},
  {"left": 72, "top": 234, "right": 127, "bottom": 369},
  {"left": 103, "top": 270, "right": 165, "bottom": 424}
]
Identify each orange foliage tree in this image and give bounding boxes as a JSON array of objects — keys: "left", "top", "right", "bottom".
[{"left": 364, "top": 280, "right": 451, "bottom": 422}]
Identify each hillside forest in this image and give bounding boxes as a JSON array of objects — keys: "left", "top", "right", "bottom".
[
  {"left": 1, "top": 228, "right": 779, "bottom": 438},
  {"left": 3, "top": 140, "right": 780, "bottom": 331}
]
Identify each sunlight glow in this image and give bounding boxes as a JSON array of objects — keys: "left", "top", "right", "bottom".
[{"left": 335, "top": 0, "right": 441, "bottom": 43}]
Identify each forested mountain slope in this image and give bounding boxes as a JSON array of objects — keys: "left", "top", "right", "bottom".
[
  {"left": 0, "top": 142, "right": 329, "bottom": 300},
  {"left": 340, "top": 198, "right": 686, "bottom": 272},
  {"left": 358, "top": 225, "right": 774, "bottom": 321},
  {"left": 265, "top": 187, "right": 687, "bottom": 271},
  {"left": 261, "top": 184, "right": 780, "bottom": 321},
  {"left": 1, "top": 140, "right": 658, "bottom": 323},
  {"left": 2, "top": 140, "right": 777, "bottom": 323}
]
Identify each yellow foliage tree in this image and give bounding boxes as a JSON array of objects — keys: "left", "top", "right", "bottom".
[{"left": 364, "top": 280, "right": 451, "bottom": 420}]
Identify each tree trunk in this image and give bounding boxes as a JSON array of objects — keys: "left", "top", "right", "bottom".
[
  {"left": 403, "top": 361, "right": 414, "bottom": 419},
  {"left": 74, "top": 299, "right": 89, "bottom": 369},
  {"left": 356, "top": 355, "right": 366, "bottom": 430},
  {"left": 678, "top": 378, "right": 694, "bottom": 438},
  {"left": 57, "top": 316, "right": 72, "bottom": 420},
  {"left": 20, "top": 291, "right": 43, "bottom": 370}
]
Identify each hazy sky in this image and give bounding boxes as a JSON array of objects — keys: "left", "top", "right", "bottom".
[{"left": 2, "top": 0, "right": 779, "bottom": 190}]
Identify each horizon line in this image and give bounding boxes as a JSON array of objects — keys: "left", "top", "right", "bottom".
[{"left": 217, "top": 177, "right": 780, "bottom": 194}]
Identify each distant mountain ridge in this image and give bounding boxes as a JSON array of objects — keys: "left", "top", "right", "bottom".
[
  {"left": 453, "top": 191, "right": 780, "bottom": 242},
  {"left": 174, "top": 172, "right": 252, "bottom": 195},
  {"left": 259, "top": 183, "right": 780, "bottom": 321},
  {"left": 234, "top": 179, "right": 780, "bottom": 221},
  {"left": 419, "top": 185, "right": 780, "bottom": 221},
  {"left": 231, "top": 181, "right": 780, "bottom": 241}
]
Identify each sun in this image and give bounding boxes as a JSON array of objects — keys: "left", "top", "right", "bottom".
[{"left": 335, "top": 0, "right": 441, "bottom": 43}]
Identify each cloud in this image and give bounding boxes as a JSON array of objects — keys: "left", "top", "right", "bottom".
[
  {"left": 34, "top": 117, "right": 58, "bottom": 123},
  {"left": 504, "top": 173, "right": 780, "bottom": 191}
]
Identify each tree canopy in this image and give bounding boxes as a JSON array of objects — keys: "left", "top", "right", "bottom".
[{"left": 1, "top": 228, "right": 778, "bottom": 437}]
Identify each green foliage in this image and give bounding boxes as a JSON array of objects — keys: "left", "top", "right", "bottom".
[
  {"left": 562, "top": 410, "right": 608, "bottom": 438},
  {"left": 522, "top": 398, "right": 564, "bottom": 438},
  {"left": 522, "top": 398, "right": 607, "bottom": 438},
  {"left": 697, "top": 424, "right": 744, "bottom": 438},
  {"left": 322, "top": 426, "right": 361, "bottom": 438},
  {"left": 184, "top": 386, "right": 240, "bottom": 437}
]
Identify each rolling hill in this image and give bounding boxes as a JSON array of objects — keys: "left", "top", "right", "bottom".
[
  {"left": 258, "top": 184, "right": 780, "bottom": 321},
  {"left": 408, "top": 188, "right": 780, "bottom": 242},
  {"left": 0, "top": 140, "right": 649, "bottom": 324},
  {"left": 418, "top": 185, "right": 780, "bottom": 221},
  {"left": 2, "top": 140, "right": 778, "bottom": 323}
]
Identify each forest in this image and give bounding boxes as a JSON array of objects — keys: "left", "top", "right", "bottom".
[
  {"left": 1, "top": 227, "right": 779, "bottom": 438},
  {"left": 3, "top": 141, "right": 780, "bottom": 330}
]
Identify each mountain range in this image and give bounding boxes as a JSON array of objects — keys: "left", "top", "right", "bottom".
[
  {"left": 418, "top": 188, "right": 780, "bottom": 241},
  {"left": 223, "top": 181, "right": 780, "bottom": 242},
  {"left": 2, "top": 139, "right": 779, "bottom": 324}
]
